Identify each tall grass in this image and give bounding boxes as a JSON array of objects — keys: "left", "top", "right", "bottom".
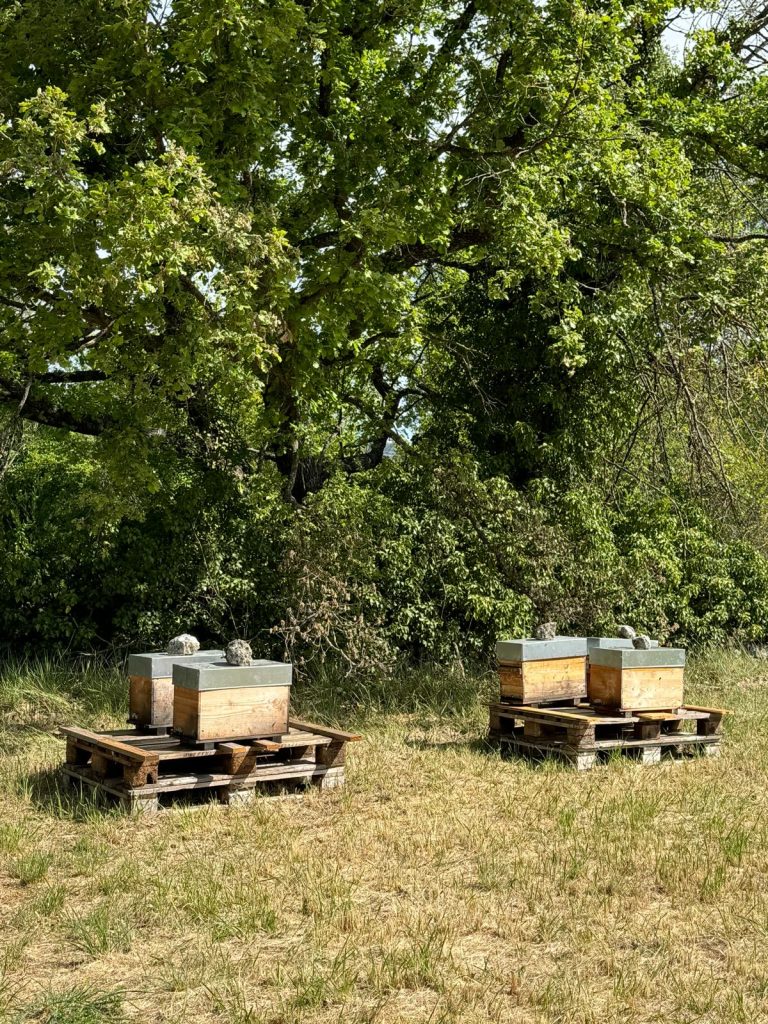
[
  {"left": 0, "top": 655, "right": 126, "bottom": 731},
  {"left": 293, "top": 661, "right": 496, "bottom": 725}
]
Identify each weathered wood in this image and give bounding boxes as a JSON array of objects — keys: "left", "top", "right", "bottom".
[
  {"left": 288, "top": 718, "right": 362, "bottom": 742},
  {"left": 589, "top": 664, "right": 684, "bottom": 711},
  {"left": 494, "top": 728, "right": 721, "bottom": 771},
  {"left": 174, "top": 684, "right": 290, "bottom": 742},
  {"left": 65, "top": 737, "right": 90, "bottom": 766},
  {"left": 488, "top": 700, "right": 727, "bottom": 767},
  {"left": 697, "top": 717, "right": 723, "bottom": 736},
  {"left": 90, "top": 753, "right": 111, "bottom": 777},
  {"left": 490, "top": 703, "right": 638, "bottom": 726},
  {"left": 498, "top": 656, "right": 587, "bottom": 705},
  {"left": 634, "top": 720, "right": 662, "bottom": 741},
  {"left": 275, "top": 731, "right": 332, "bottom": 749},
  {"left": 250, "top": 738, "right": 282, "bottom": 752},
  {"left": 60, "top": 723, "right": 356, "bottom": 810},
  {"left": 61, "top": 727, "right": 159, "bottom": 767},
  {"left": 681, "top": 704, "right": 730, "bottom": 716},
  {"left": 216, "top": 741, "right": 250, "bottom": 774},
  {"left": 63, "top": 753, "right": 346, "bottom": 814},
  {"left": 316, "top": 740, "right": 346, "bottom": 768}
]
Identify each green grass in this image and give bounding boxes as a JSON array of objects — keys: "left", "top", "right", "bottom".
[
  {"left": 0, "top": 648, "right": 766, "bottom": 1023},
  {"left": 15, "top": 985, "right": 125, "bottom": 1024}
]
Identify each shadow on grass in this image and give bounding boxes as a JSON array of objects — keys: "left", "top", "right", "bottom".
[
  {"left": 21, "top": 764, "right": 118, "bottom": 821},
  {"left": 403, "top": 734, "right": 494, "bottom": 755}
]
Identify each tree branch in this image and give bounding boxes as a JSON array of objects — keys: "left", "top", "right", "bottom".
[
  {"left": 38, "top": 369, "right": 108, "bottom": 384},
  {"left": 0, "top": 378, "right": 111, "bottom": 435}
]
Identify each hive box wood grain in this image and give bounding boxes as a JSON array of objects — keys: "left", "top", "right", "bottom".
[
  {"left": 172, "top": 660, "right": 292, "bottom": 742},
  {"left": 495, "top": 637, "right": 588, "bottom": 705},
  {"left": 585, "top": 637, "right": 659, "bottom": 688},
  {"left": 128, "top": 651, "right": 223, "bottom": 729},
  {"left": 588, "top": 646, "right": 686, "bottom": 711}
]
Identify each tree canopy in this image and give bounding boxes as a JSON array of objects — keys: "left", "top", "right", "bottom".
[{"left": 4, "top": 1, "right": 768, "bottom": 657}]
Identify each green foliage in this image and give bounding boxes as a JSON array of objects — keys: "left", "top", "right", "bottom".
[
  {"left": 3, "top": 1, "right": 768, "bottom": 664},
  {"left": 276, "top": 457, "right": 768, "bottom": 669}
]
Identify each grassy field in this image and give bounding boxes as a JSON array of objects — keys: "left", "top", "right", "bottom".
[{"left": 0, "top": 651, "right": 766, "bottom": 1024}]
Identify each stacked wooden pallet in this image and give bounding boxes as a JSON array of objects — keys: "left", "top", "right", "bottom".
[
  {"left": 62, "top": 646, "right": 361, "bottom": 812},
  {"left": 490, "top": 635, "right": 728, "bottom": 770},
  {"left": 62, "top": 719, "right": 361, "bottom": 814}
]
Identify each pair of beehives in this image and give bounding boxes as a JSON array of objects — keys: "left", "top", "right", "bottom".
[
  {"left": 128, "top": 650, "right": 292, "bottom": 743},
  {"left": 496, "top": 635, "right": 682, "bottom": 711}
]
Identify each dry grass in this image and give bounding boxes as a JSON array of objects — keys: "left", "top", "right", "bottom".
[{"left": 0, "top": 649, "right": 766, "bottom": 1023}]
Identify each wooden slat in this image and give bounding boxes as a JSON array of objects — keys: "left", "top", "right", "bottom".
[
  {"left": 250, "top": 739, "right": 282, "bottom": 752},
  {"left": 155, "top": 747, "right": 225, "bottom": 761},
  {"left": 634, "top": 711, "right": 681, "bottom": 722},
  {"left": 277, "top": 731, "right": 331, "bottom": 748},
  {"left": 683, "top": 704, "right": 730, "bottom": 716},
  {"left": 67, "top": 756, "right": 332, "bottom": 796},
  {"left": 61, "top": 727, "right": 159, "bottom": 766},
  {"left": 499, "top": 732, "right": 719, "bottom": 753},
  {"left": 491, "top": 703, "right": 638, "bottom": 725},
  {"left": 288, "top": 718, "right": 362, "bottom": 742}
]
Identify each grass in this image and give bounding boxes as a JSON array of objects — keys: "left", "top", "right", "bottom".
[{"left": 0, "top": 647, "right": 766, "bottom": 1022}]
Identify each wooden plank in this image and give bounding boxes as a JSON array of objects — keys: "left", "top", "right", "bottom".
[
  {"left": 61, "top": 727, "right": 159, "bottom": 767},
  {"left": 65, "top": 756, "right": 335, "bottom": 796},
  {"left": 497, "top": 731, "right": 720, "bottom": 753},
  {"left": 155, "top": 747, "right": 225, "bottom": 761},
  {"left": 250, "top": 739, "right": 282, "bottom": 752},
  {"left": 106, "top": 732, "right": 184, "bottom": 748},
  {"left": 277, "top": 732, "right": 332, "bottom": 748},
  {"left": 634, "top": 711, "right": 681, "bottom": 722},
  {"left": 683, "top": 705, "right": 731, "bottom": 716},
  {"left": 288, "top": 718, "right": 362, "bottom": 742},
  {"left": 490, "top": 703, "right": 638, "bottom": 725}
]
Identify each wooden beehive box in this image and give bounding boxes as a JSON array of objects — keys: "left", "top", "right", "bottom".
[
  {"left": 588, "top": 646, "right": 685, "bottom": 711},
  {"left": 495, "top": 637, "right": 588, "bottom": 705},
  {"left": 585, "top": 637, "right": 658, "bottom": 687},
  {"left": 172, "top": 659, "right": 292, "bottom": 742},
  {"left": 128, "top": 651, "right": 223, "bottom": 730}
]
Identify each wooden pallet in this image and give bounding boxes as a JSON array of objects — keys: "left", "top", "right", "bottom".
[
  {"left": 489, "top": 702, "right": 728, "bottom": 770},
  {"left": 61, "top": 718, "right": 361, "bottom": 813}
]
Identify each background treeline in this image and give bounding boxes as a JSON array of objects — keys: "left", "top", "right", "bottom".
[{"left": 3, "top": 0, "right": 768, "bottom": 670}]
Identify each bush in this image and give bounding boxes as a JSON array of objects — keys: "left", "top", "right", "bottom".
[{"left": 3, "top": 435, "right": 768, "bottom": 666}]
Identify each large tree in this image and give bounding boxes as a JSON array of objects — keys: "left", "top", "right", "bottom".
[{"left": 3, "top": 0, "right": 768, "bottom": 502}]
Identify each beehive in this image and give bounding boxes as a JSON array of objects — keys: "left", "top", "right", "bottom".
[
  {"left": 588, "top": 646, "right": 685, "bottom": 711},
  {"left": 128, "top": 651, "right": 223, "bottom": 730},
  {"left": 172, "top": 659, "right": 292, "bottom": 742},
  {"left": 495, "top": 637, "right": 588, "bottom": 705}
]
